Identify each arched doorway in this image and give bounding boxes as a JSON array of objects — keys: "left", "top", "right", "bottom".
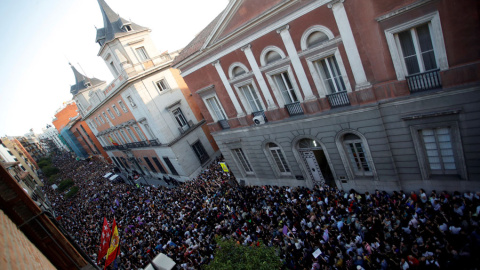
[{"left": 298, "top": 138, "right": 335, "bottom": 187}]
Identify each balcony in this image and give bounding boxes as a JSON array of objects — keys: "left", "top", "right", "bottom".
[
  {"left": 285, "top": 102, "right": 304, "bottom": 116},
  {"left": 406, "top": 69, "right": 442, "bottom": 92},
  {"left": 126, "top": 141, "right": 149, "bottom": 149},
  {"left": 149, "top": 139, "right": 161, "bottom": 146},
  {"left": 218, "top": 119, "right": 230, "bottom": 130},
  {"left": 327, "top": 91, "right": 350, "bottom": 108}
]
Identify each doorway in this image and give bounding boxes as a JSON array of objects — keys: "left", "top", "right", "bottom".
[{"left": 298, "top": 139, "right": 335, "bottom": 187}]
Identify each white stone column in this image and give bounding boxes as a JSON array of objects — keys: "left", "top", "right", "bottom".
[
  {"left": 241, "top": 44, "right": 277, "bottom": 110},
  {"left": 212, "top": 60, "right": 245, "bottom": 117},
  {"left": 328, "top": 0, "right": 369, "bottom": 89},
  {"left": 277, "top": 25, "right": 316, "bottom": 101}
]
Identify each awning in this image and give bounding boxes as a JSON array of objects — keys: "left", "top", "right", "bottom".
[
  {"left": 103, "top": 173, "right": 113, "bottom": 178},
  {"left": 109, "top": 174, "right": 119, "bottom": 181}
]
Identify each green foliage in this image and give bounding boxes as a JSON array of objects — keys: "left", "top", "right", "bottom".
[
  {"left": 65, "top": 186, "right": 79, "bottom": 198},
  {"left": 203, "top": 237, "right": 281, "bottom": 270},
  {"left": 37, "top": 158, "right": 52, "bottom": 169},
  {"left": 43, "top": 166, "right": 60, "bottom": 177},
  {"left": 57, "top": 179, "right": 74, "bottom": 192},
  {"left": 48, "top": 174, "right": 60, "bottom": 185}
]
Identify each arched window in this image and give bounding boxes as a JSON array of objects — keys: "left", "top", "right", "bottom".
[
  {"left": 268, "top": 143, "right": 290, "bottom": 174},
  {"left": 232, "top": 66, "right": 246, "bottom": 77},
  {"left": 307, "top": 31, "right": 329, "bottom": 48},
  {"left": 340, "top": 133, "right": 372, "bottom": 177},
  {"left": 265, "top": 50, "right": 282, "bottom": 65}
]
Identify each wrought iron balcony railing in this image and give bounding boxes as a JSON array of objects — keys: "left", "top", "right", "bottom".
[
  {"left": 327, "top": 90, "right": 350, "bottom": 108},
  {"left": 149, "top": 139, "right": 161, "bottom": 146},
  {"left": 406, "top": 69, "right": 442, "bottom": 92},
  {"left": 285, "top": 102, "right": 304, "bottom": 116},
  {"left": 218, "top": 119, "right": 230, "bottom": 129}
]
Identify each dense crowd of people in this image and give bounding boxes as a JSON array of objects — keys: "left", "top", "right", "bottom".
[{"left": 42, "top": 153, "right": 480, "bottom": 269}]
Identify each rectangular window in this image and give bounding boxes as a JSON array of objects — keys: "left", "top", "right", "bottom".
[
  {"left": 102, "top": 112, "right": 109, "bottom": 121},
  {"left": 121, "top": 157, "right": 130, "bottom": 168},
  {"left": 163, "top": 157, "right": 178, "bottom": 175},
  {"left": 120, "top": 130, "right": 131, "bottom": 143},
  {"left": 114, "top": 132, "right": 125, "bottom": 145},
  {"left": 7, "top": 150, "right": 13, "bottom": 156},
  {"left": 118, "top": 101, "right": 128, "bottom": 112},
  {"left": 315, "top": 56, "right": 346, "bottom": 93},
  {"left": 269, "top": 145, "right": 290, "bottom": 174},
  {"left": 127, "top": 128, "right": 138, "bottom": 142},
  {"left": 110, "top": 61, "right": 119, "bottom": 76},
  {"left": 152, "top": 157, "right": 167, "bottom": 174},
  {"left": 95, "top": 117, "right": 101, "bottom": 125},
  {"left": 192, "top": 141, "right": 209, "bottom": 164},
  {"left": 345, "top": 141, "right": 371, "bottom": 175},
  {"left": 232, "top": 148, "right": 253, "bottom": 173},
  {"left": 421, "top": 127, "right": 456, "bottom": 175},
  {"left": 155, "top": 79, "right": 170, "bottom": 92},
  {"left": 127, "top": 96, "right": 136, "bottom": 107},
  {"left": 107, "top": 109, "right": 115, "bottom": 119},
  {"left": 136, "top": 47, "right": 149, "bottom": 62},
  {"left": 172, "top": 108, "right": 189, "bottom": 131},
  {"left": 205, "top": 97, "right": 226, "bottom": 121},
  {"left": 99, "top": 115, "right": 105, "bottom": 124},
  {"left": 134, "top": 126, "right": 146, "bottom": 141},
  {"left": 273, "top": 72, "right": 298, "bottom": 104},
  {"left": 112, "top": 105, "right": 121, "bottom": 116},
  {"left": 397, "top": 24, "right": 437, "bottom": 75},
  {"left": 240, "top": 84, "right": 263, "bottom": 112},
  {"left": 20, "top": 165, "right": 26, "bottom": 171},
  {"left": 143, "top": 123, "right": 155, "bottom": 139},
  {"left": 144, "top": 157, "right": 157, "bottom": 173}
]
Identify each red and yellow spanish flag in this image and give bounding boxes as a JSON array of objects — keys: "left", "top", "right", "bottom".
[
  {"left": 104, "top": 218, "right": 120, "bottom": 269},
  {"left": 108, "top": 136, "right": 119, "bottom": 146}
]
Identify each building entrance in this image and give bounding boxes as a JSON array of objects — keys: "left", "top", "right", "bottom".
[{"left": 298, "top": 139, "right": 335, "bottom": 187}]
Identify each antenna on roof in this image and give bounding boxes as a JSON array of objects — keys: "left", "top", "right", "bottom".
[{"left": 78, "top": 63, "right": 92, "bottom": 87}]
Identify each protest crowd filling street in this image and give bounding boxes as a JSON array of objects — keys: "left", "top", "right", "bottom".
[{"left": 42, "top": 153, "right": 480, "bottom": 270}]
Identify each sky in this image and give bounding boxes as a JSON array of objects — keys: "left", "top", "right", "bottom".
[{"left": 0, "top": 0, "right": 228, "bottom": 137}]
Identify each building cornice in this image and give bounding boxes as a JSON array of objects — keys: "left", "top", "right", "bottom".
[{"left": 376, "top": 0, "right": 435, "bottom": 22}]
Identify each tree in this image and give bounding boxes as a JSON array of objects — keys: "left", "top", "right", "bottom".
[
  {"left": 203, "top": 237, "right": 281, "bottom": 270},
  {"left": 42, "top": 166, "right": 60, "bottom": 177}
]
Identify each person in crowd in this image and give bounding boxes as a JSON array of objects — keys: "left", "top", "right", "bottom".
[{"left": 41, "top": 153, "right": 480, "bottom": 269}]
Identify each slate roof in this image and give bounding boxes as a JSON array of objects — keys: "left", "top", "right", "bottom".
[
  {"left": 70, "top": 64, "right": 105, "bottom": 96},
  {"left": 95, "top": 0, "right": 149, "bottom": 45}
]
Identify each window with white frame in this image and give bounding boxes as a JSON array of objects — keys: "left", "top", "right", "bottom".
[
  {"left": 107, "top": 109, "right": 115, "bottom": 119},
  {"left": 397, "top": 24, "right": 437, "bottom": 75},
  {"left": 126, "top": 96, "right": 136, "bottom": 107},
  {"left": 112, "top": 105, "right": 121, "bottom": 116},
  {"left": 118, "top": 100, "right": 128, "bottom": 112},
  {"left": 265, "top": 50, "right": 282, "bottom": 65},
  {"left": 143, "top": 123, "right": 155, "bottom": 139},
  {"left": 238, "top": 83, "right": 263, "bottom": 113},
  {"left": 232, "top": 148, "right": 253, "bottom": 174},
  {"left": 342, "top": 134, "right": 372, "bottom": 177},
  {"left": 98, "top": 115, "right": 105, "bottom": 124},
  {"left": 205, "top": 96, "right": 227, "bottom": 121},
  {"left": 273, "top": 71, "right": 298, "bottom": 104},
  {"left": 120, "top": 130, "right": 131, "bottom": 143},
  {"left": 114, "top": 131, "right": 125, "bottom": 144},
  {"left": 136, "top": 47, "right": 149, "bottom": 62},
  {"left": 268, "top": 143, "right": 290, "bottom": 174},
  {"left": 314, "top": 56, "right": 347, "bottom": 94},
  {"left": 110, "top": 61, "right": 119, "bottom": 76},
  {"left": 127, "top": 128, "right": 138, "bottom": 142},
  {"left": 102, "top": 112, "right": 109, "bottom": 121},
  {"left": 172, "top": 108, "right": 189, "bottom": 131},
  {"left": 155, "top": 79, "right": 170, "bottom": 92},
  {"left": 134, "top": 125, "right": 146, "bottom": 141},
  {"left": 384, "top": 12, "right": 448, "bottom": 80}
]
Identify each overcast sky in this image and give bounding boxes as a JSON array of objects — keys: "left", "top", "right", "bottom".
[{"left": 0, "top": 0, "right": 228, "bottom": 137}]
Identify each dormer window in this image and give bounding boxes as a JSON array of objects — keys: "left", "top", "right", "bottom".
[
  {"left": 84, "top": 82, "right": 91, "bottom": 88},
  {"left": 123, "top": 25, "right": 132, "bottom": 32}
]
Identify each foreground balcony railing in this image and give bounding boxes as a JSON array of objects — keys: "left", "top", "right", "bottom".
[
  {"left": 327, "top": 90, "right": 350, "bottom": 108},
  {"left": 218, "top": 119, "right": 230, "bottom": 129},
  {"left": 149, "top": 139, "right": 161, "bottom": 146},
  {"left": 406, "top": 69, "right": 442, "bottom": 92},
  {"left": 285, "top": 102, "right": 304, "bottom": 116}
]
